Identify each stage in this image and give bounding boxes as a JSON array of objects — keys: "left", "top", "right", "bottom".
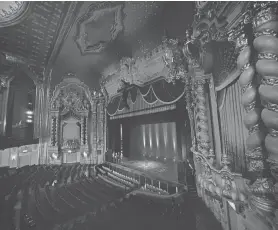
[{"left": 108, "top": 157, "right": 181, "bottom": 183}]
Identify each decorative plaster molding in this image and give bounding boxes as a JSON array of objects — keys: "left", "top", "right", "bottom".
[
  {"left": 0, "top": 2, "right": 32, "bottom": 28},
  {"left": 75, "top": 2, "right": 125, "bottom": 55}
]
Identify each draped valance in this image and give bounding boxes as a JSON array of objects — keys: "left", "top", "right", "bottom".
[{"left": 107, "top": 78, "right": 185, "bottom": 118}]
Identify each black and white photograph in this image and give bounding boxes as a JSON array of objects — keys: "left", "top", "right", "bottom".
[{"left": 0, "top": 1, "right": 277, "bottom": 230}]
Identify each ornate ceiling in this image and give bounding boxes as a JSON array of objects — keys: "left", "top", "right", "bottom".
[
  {"left": 0, "top": 2, "right": 194, "bottom": 88},
  {"left": 0, "top": 2, "right": 78, "bottom": 79},
  {"left": 51, "top": 1, "right": 194, "bottom": 90}
]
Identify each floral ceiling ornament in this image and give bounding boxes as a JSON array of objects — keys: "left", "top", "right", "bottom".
[{"left": 75, "top": 2, "right": 125, "bottom": 55}]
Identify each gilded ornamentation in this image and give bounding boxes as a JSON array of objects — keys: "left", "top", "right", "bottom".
[
  {"left": 261, "top": 77, "right": 278, "bottom": 86},
  {"left": 162, "top": 36, "right": 188, "bottom": 83},
  {"left": 244, "top": 101, "right": 256, "bottom": 113},
  {"left": 241, "top": 82, "right": 253, "bottom": 95},
  {"left": 250, "top": 178, "right": 275, "bottom": 200},
  {"left": 254, "top": 29, "right": 278, "bottom": 38},
  {"left": 240, "top": 63, "right": 250, "bottom": 73},
  {"left": 248, "top": 124, "right": 260, "bottom": 135},
  {"left": 253, "top": 6, "right": 278, "bottom": 29},
  {"left": 236, "top": 33, "right": 249, "bottom": 51},
  {"left": 263, "top": 101, "right": 278, "bottom": 113},
  {"left": 269, "top": 128, "right": 278, "bottom": 138},
  {"left": 258, "top": 53, "right": 278, "bottom": 62}
]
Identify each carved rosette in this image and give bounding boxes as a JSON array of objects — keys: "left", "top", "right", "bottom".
[
  {"left": 253, "top": 2, "right": 278, "bottom": 208},
  {"left": 195, "top": 79, "right": 210, "bottom": 156}
]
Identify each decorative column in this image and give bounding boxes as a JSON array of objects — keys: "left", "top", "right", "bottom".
[
  {"left": 50, "top": 116, "right": 57, "bottom": 146},
  {"left": 252, "top": 2, "right": 278, "bottom": 214},
  {"left": 185, "top": 76, "right": 196, "bottom": 151},
  {"left": 84, "top": 116, "right": 88, "bottom": 145},
  {"left": 80, "top": 116, "right": 84, "bottom": 145},
  {"left": 228, "top": 4, "right": 276, "bottom": 216},
  {"left": 195, "top": 78, "right": 210, "bottom": 157}
]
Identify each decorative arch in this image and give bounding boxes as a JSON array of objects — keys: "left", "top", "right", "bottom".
[{"left": 48, "top": 74, "right": 94, "bottom": 163}]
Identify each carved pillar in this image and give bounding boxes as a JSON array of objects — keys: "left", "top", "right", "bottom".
[
  {"left": 252, "top": 2, "right": 278, "bottom": 213},
  {"left": 84, "top": 116, "right": 88, "bottom": 145},
  {"left": 195, "top": 78, "right": 211, "bottom": 156},
  {"left": 80, "top": 116, "right": 84, "bottom": 145},
  {"left": 50, "top": 116, "right": 57, "bottom": 146},
  {"left": 229, "top": 4, "right": 276, "bottom": 216},
  {"left": 185, "top": 77, "right": 196, "bottom": 150}
]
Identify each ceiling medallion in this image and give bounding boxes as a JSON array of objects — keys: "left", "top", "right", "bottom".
[
  {"left": 75, "top": 2, "right": 125, "bottom": 55},
  {"left": 0, "top": 1, "right": 31, "bottom": 28}
]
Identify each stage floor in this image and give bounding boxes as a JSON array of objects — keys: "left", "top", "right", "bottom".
[{"left": 119, "top": 158, "right": 178, "bottom": 182}]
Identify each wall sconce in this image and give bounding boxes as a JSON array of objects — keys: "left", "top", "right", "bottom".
[
  {"left": 11, "top": 155, "right": 17, "bottom": 160},
  {"left": 52, "top": 153, "right": 58, "bottom": 159},
  {"left": 83, "top": 152, "right": 87, "bottom": 158},
  {"left": 22, "top": 149, "right": 28, "bottom": 153}
]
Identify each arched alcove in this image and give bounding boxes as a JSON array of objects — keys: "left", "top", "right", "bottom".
[{"left": 5, "top": 71, "right": 37, "bottom": 146}]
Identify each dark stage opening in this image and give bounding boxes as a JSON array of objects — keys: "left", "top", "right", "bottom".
[{"left": 108, "top": 104, "right": 192, "bottom": 183}]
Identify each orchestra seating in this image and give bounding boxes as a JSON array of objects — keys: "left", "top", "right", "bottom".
[{"left": 0, "top": 164, "right": 197, "bottom": 230}]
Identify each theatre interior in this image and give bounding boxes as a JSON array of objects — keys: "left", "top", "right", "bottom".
[{"left": 0, "top": 1, "right": 277, "bottom": 230}]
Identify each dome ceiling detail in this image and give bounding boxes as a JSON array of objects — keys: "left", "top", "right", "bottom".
[
  {"left": 0, "top": 1, "right": 30, "bottom": 27},
  {"left": 75, "top": 2, "right": 125, "bottom": 55}
]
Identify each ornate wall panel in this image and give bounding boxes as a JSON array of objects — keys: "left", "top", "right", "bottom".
[{"left": 47, "top": 74, "right": 106, "bottom": 165}]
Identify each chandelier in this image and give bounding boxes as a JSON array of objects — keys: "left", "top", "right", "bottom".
[{"left": 63, "top": 139, "right": 80, "bottom": 153}]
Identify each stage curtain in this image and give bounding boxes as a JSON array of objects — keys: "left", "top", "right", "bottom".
[{"left": 107, "top": 78, "right": 185, "bottom": 117}]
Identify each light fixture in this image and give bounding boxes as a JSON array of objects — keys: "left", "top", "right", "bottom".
[
  {"left": 27, "top": 115, "right": 32, "bottom": 119},
  {"left": 83, "top": 152, "right": 87, "bottom": 157},
  {"left": 26, "top": 119, "right": 32, "bottom": 123},
  {"left": 22, "top": 149, "right": 27, "bottom": 153},
  {"left": 68, "top": 150, "right": 72, "bottom": 153},
  {"left": 11, "top": 155, "right": 16, "bottom": 160},
  {"left": 26, "top": 111, "right": 33, "bottom": 115},
  {"left": 52, "top": 153, "right": 58, "bottom": 159}
]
